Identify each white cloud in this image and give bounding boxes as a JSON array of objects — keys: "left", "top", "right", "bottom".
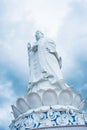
[
  {"left": 0, "top": 82, "right": 14, "bottom": 99},
  {"left": 0, "top": 81, "right": 17, "bottom": 129},
  {"left": 0, "top": 105, "right": 13, "bottom": 129},
  {"left": 55, "top": 0, "right": 87, "bottom": 80},
  {"left": 2, "top": 0, "right": 72, "bottom": 38},
  {"left": 28, "top": 0, "right": 71, "bottom": 38}
]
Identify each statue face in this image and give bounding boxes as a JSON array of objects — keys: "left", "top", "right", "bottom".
[{"left": 35, "top": 31, "right": 44, "bottom": 41}]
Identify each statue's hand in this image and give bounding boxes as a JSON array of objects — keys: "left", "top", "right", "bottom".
[
  {"left": 27, "top": 43, "right": 31, "bottom": 51},
  {"left": 32, "top": 45, "right": 38, "bottom": 52}
]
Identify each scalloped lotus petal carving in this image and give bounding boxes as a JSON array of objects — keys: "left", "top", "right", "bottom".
[
  {"left": 42, "top": 89, "right": 58, "bottom": 106},
  {"left": 16, "top": 98, "right": 29, "bottom": 113},
  {"left": 58, "top": 89, "right": 73, "bottom": 105},
  {"left": 26, "top": 92, "right": 42, "bottom": 108},
  {"left": 72, "top": 94, "right": 82, "bottom": 107}
]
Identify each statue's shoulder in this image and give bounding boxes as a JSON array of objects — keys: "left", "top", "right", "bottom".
[
  {"left": 45, "top": 38, "right": 56, "bottom": 48},
  {"left": 46, "top": 37, "right": 55, "bottom": 43}
]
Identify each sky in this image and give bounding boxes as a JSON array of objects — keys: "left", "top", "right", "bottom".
[{"left": 0, "top": 0, "right": 87, "bottom": 129}]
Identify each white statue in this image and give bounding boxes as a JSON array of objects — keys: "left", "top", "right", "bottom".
[{"left": 27, "top": 31, "right": 64, "bottom": 89}]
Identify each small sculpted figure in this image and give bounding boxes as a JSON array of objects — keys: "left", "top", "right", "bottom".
[{"left": 27, "top": 31, "right": 64, "bottom": 89}]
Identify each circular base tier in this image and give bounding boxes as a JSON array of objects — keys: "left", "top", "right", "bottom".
[{"left": 9, "top": 106, "right": 87, "bottom": 130}]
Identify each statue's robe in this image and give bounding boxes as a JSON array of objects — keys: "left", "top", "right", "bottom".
[{"left": 28, "top": 37, "right": 63, "bottom": 86}]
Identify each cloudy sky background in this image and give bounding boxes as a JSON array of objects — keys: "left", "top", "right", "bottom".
[{"left": 0, "top": 0, "right": 87, "bottom": 129}]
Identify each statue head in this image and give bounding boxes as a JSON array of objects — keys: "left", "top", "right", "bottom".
[{"left": 35, "top": 30, "right": 44, "bottom": 41}]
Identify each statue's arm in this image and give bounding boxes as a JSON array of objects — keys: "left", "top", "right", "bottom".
[
  {"left": 46, "top": 41, "right": 62, "bottom": 69},
  {"left": 46, "top": 40, "right": 56, "bottom": 53},
  {"left": 27, "top": 43, "right": 31, "bottom": 52},
  {"left": 56, "top": 54, "right": 62, "bottom": 69},
  {"left": 50, "top": 50, "right": 62, "bottom": 69}
]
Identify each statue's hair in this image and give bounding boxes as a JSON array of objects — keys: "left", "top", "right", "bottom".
[{"left": 35, "top": 30, "right": 44, "bottom": 36}]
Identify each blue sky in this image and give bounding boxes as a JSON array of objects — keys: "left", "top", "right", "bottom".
[{"left": 0, "top": 0, "right": 87, "bottom": 129}]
